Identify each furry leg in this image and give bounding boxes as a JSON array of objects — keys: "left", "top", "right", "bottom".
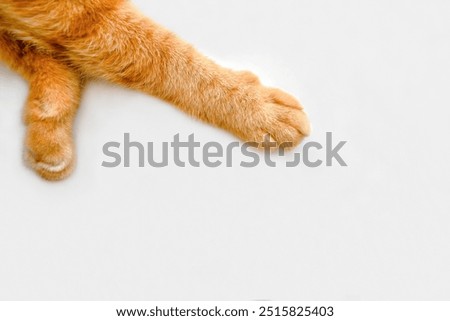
[
  {"left": 65, "top": 3, "right": 310, "bottom": 146},
  {"left": 0, "top": 31, "right": 82, "bottom": 180}
]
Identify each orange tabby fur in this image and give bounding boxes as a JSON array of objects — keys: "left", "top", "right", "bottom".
[{"left": 0, "top": 0, "right": 310, "bottom": 180}]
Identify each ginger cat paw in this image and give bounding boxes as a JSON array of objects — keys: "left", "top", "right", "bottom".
[
  {"left": 24, "top": 121, "right": 75, "bottom": 181},
  {"left": 260, "top": 87, "right": 311, "bottom": 147},
  {"left": 1, "top": 1, "right": 310, "bottom": 179},
  {"left": 232, "top": 83, "right": 311, "bottom": 148}
]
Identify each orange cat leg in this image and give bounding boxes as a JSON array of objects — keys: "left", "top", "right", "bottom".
[
  {"left": 67, "top": 4, "right": 310, "bottom": 146},
  {"left": 24, "top": 62, "right": 82, "bottom": 181},
  {"left": 0, "top": 32, "right": 82, "bottom": 180}
]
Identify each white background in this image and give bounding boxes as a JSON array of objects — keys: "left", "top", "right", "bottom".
[{"left": 0, "top": 0, "right": 449, "bottom": 300}]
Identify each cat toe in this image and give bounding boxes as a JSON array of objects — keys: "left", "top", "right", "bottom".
[{"left": 25, "top": 149, "right": 74, "bottom": 181}]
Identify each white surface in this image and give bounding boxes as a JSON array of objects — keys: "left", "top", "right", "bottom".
[{"left": 0, "top": 0, "right": 449, "bottom": 300}]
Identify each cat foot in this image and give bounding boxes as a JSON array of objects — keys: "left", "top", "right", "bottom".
[
  {"left": 26, "top": 152, "right": 74, "bottom": 181},
  {"left": 24, "top": 121, "right": 75, "bottom": 181},
  {"left": 236, "top": 85, "right": 311, "bottom": 148}
]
